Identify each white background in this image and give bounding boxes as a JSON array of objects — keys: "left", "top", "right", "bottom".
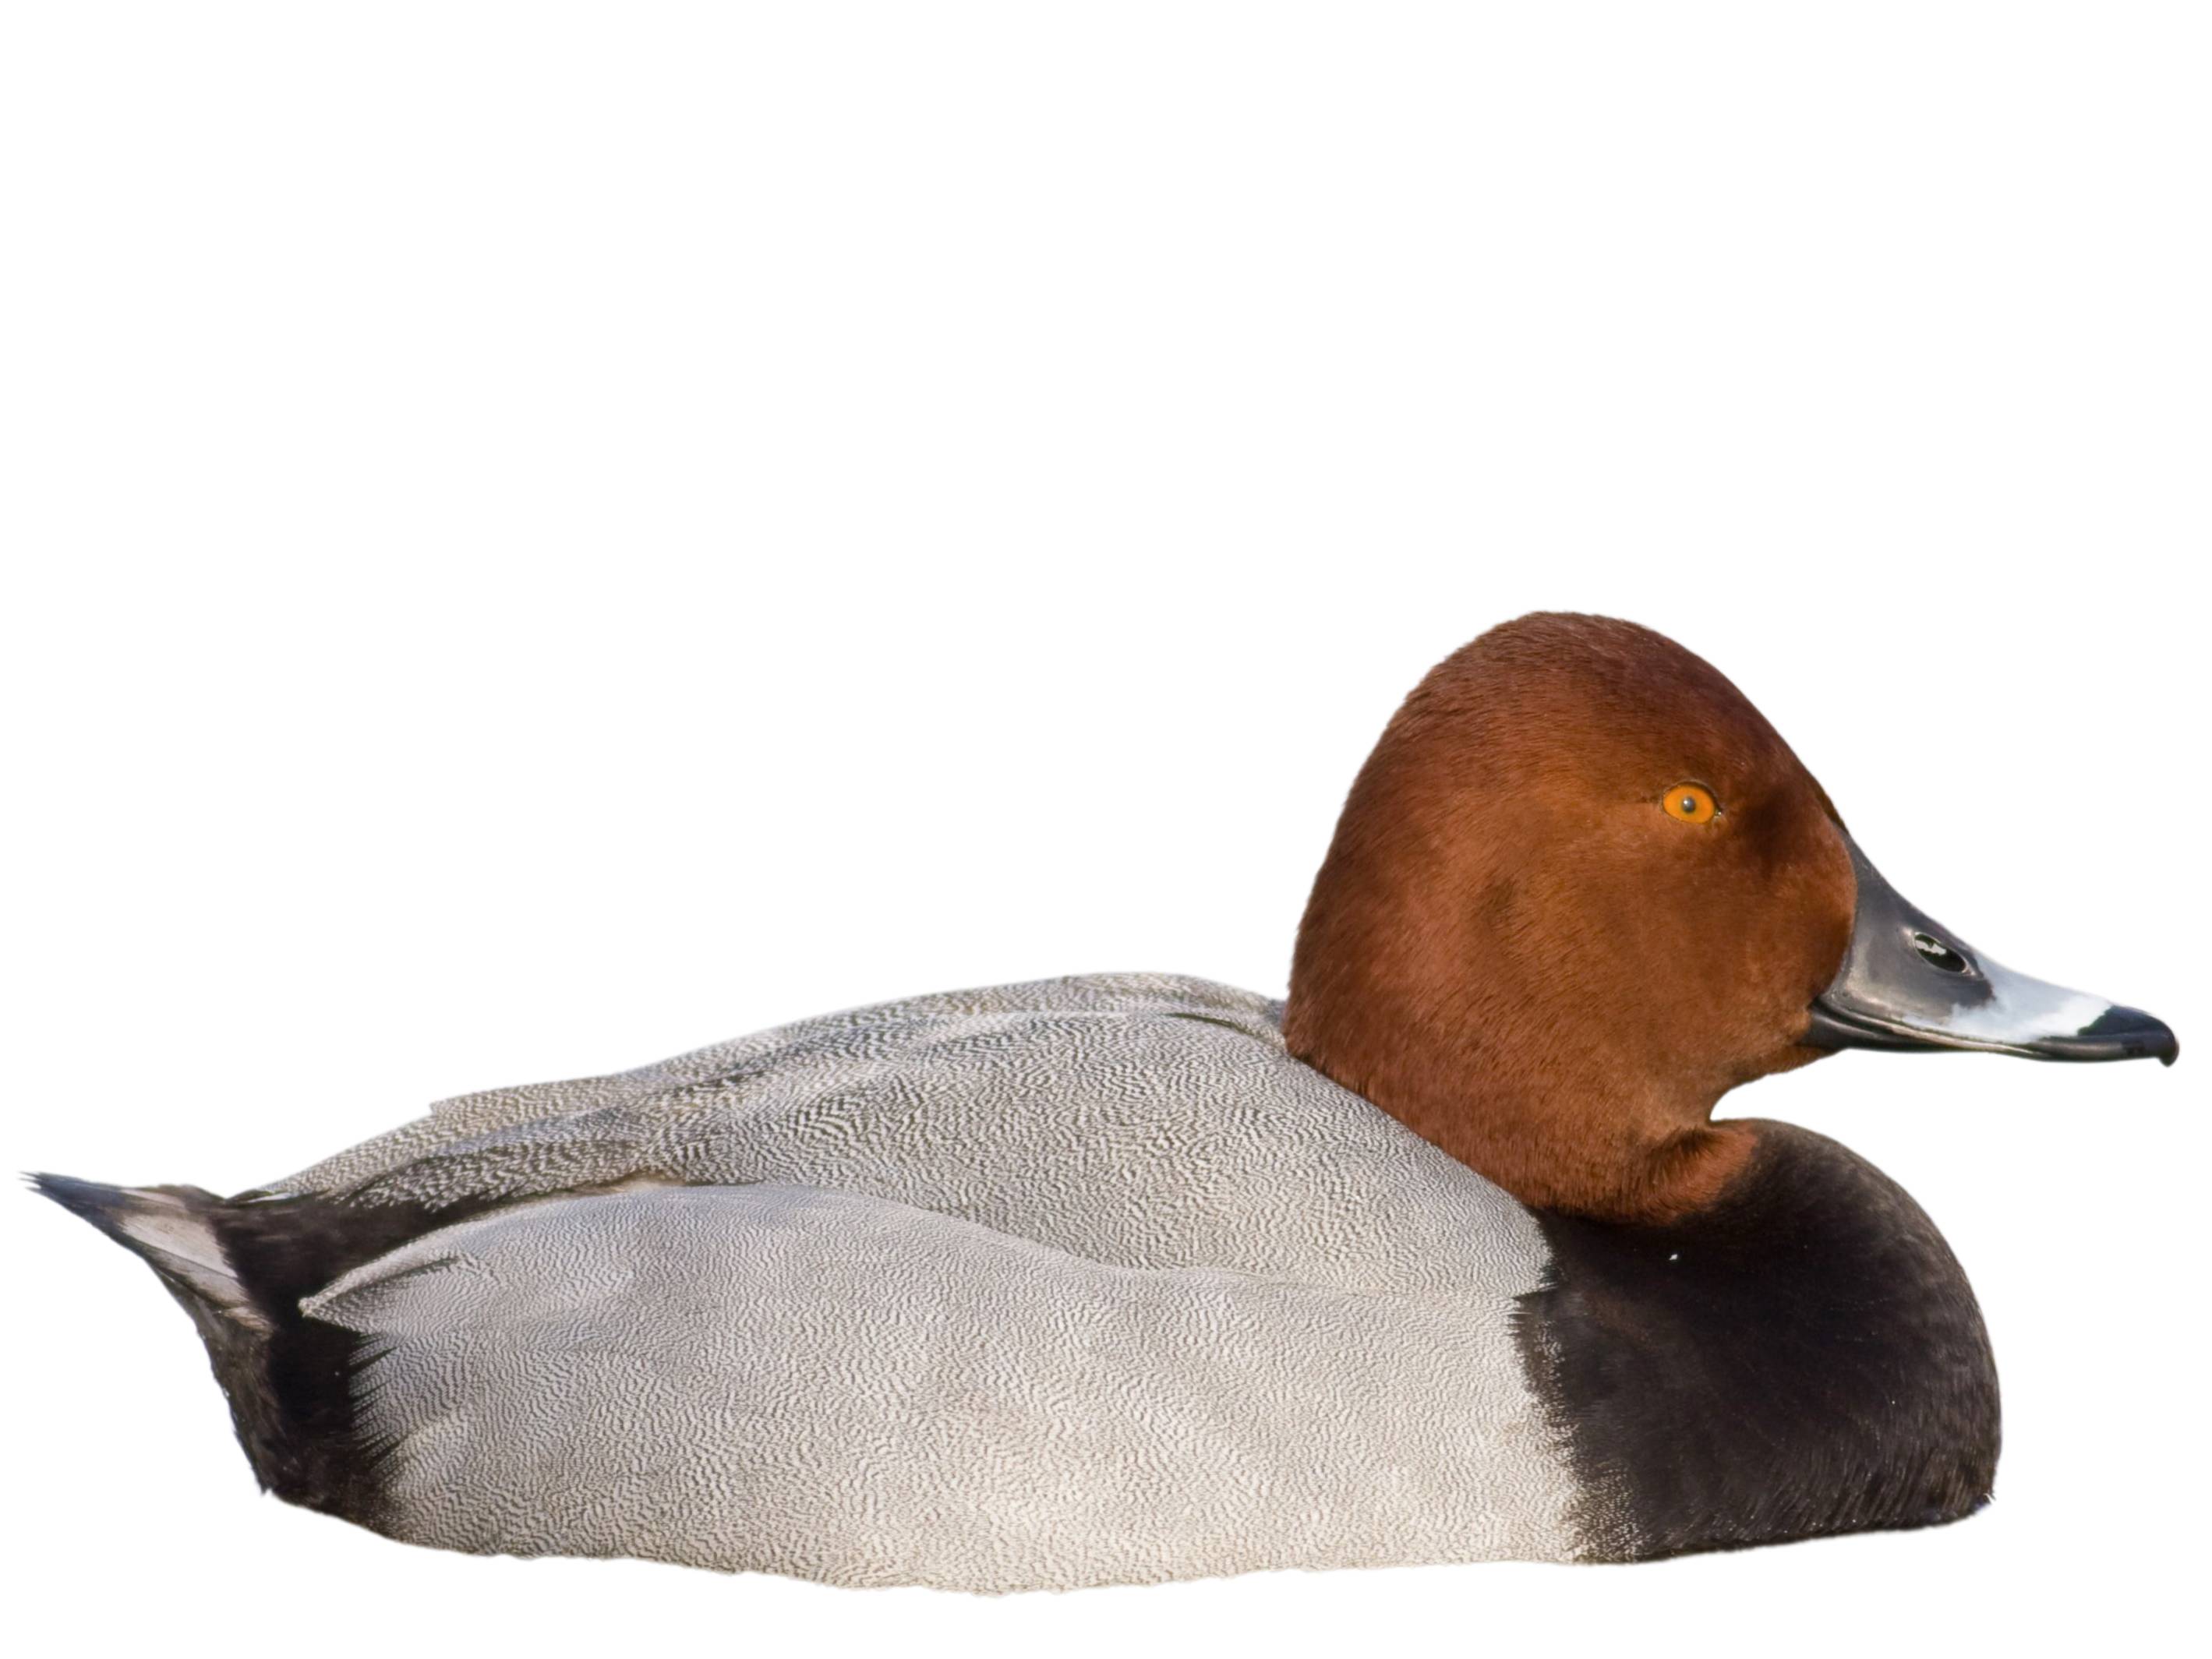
[{"left": 3, "top": 5, "right": 2203, "bottom": 1656}]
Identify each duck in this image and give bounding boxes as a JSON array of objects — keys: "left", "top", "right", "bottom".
[{"left": 37, "top": 612, "right": 2178, "bottom": 1592}]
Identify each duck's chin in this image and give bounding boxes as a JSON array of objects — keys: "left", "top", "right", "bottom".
[
  {"left": 1701, "top": 1035, "right": 1834, "bottom": 1105},
  {"left": 1765, "top": 1041, "right": 1840, "bottom": 1077}
]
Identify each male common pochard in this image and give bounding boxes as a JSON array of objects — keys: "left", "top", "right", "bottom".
[{"left": 39, "top": 613, "right": 2177, "bottom": 1590}]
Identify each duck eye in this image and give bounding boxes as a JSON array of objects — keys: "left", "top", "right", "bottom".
[{"left": 1662, "top": 784, "right": 1718, "bottom": 824}]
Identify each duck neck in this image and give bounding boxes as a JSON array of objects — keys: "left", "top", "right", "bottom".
[{"left": 1281, "top": 990, "right": 1757, "bottom": 1223}]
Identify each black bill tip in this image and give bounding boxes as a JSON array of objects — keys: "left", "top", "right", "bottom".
[{"left": 2044, "top": 1004, "right": 2180, "bottom": 1067}]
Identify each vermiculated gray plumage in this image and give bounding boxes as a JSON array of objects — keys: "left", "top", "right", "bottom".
[{"left": 55, "top": 975, "right": 1585, "bottom": 1589}]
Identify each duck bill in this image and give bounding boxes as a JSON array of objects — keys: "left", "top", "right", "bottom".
[{"left": 1804, "top": 838, "right": 2178, "bottom": 1065}]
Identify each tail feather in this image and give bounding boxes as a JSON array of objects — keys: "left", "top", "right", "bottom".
[
  {"left": 34, "top": 1174, "right": 269, "bottom": 1332},
  {"left": 31, "top": 1170, "right": 446, "bottom": 1517}
]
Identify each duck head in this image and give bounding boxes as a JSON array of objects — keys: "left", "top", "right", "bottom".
[{"left": 1283, "top": 612, "right": 2176, "bottom": 1224}]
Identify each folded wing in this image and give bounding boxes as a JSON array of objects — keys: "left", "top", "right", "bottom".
[{"left": 309, "top": 1182, "right": 1579, "bottom": 1589}]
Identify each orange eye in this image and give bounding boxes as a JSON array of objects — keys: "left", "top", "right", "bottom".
[{"left": 1663, "top": 784, "right": 1717, "bottom": 824}]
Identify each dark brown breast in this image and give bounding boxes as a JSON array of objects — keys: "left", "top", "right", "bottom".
[{"left": 1514, "top": 1121, "right": 2001, "bottom": 1559}]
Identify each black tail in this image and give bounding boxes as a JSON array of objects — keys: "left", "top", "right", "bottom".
[{"left": 33, "top": 1173, "right": 477, "bottom": 1519}]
